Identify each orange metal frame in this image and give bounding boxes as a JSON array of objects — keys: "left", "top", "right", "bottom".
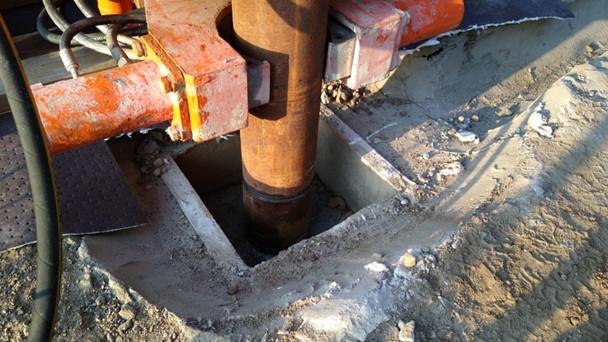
[{"left": 31, "top": 0, "right": 464, "bottom": 153}]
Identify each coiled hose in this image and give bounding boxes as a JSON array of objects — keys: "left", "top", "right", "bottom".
[{"left": 0, "top": 16, "right": 62, "bottom": 342}]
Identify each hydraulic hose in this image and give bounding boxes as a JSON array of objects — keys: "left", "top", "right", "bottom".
[
  {"left": 106, "top": 24, "right": 131, "bottom": 66},
  {"left": 0, "top": 16, "right": 62, "bottom": 342},
  {"left": 60, "top": 13, "right": 146, "bottom": 77},
  {"left": 73, "top": 0, "right": 137, "bottom": 47},
  {"left": 42, "top": 0, "right": 114, "bottom": 56},
  {"left": 37, "top": 8, "right": 106, "bottom": 45}
]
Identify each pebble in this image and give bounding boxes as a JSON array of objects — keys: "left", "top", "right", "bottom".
[
  {"left": 327, "top": 196, "right": 346, "bottom": 210},
  {"left": 437, "top": 162, "right": 463, "bottom": 179},
  {"left": 118, "top": 320, "right": 133, "bottom": 332},
  {"left": 455, "top": 131, "right": 479, "bottom": 144},
  {"left": 142, "top": 140, "right": 159, "bottom": 155},
  {"left": 456, "top": 115, "right": 465, "bottom": 123},
  {"left": 528, "top": 103, "right": 553, "bottom": 138},
  {"left": 400, "top": 252, "right": 417, "bottom": 268},
  {"left": 364, "top": 261, "right": 389, "bottom": 274},
  {"left": 152, "top": 168, "right": 162, "bottom": 177},
  {"left": 108, "top": 278, "right": 132, "bottom": 304},
  {"left": 153, "top": 158, "right": 164, "bottom": 168},
  {"left": 321, "top": 92, "right": 330, "bottom": 105},
  {"left": 471, "top": 114, "right": 480, "bottom": 122},
  {"left": 398, "top": 320, "right": 415, "bottom": 342},
  {"left": 227, "top": 284, "right": 240, "bottom": 295},
  {"left": 118, "top": 305, "right": 136, "bottom": 321}
]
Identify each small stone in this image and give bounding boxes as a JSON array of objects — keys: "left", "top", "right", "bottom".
[
  {"left": 371, "top": 252, "right": 383, "bottom": 260},
  {"left": 400, "top": 252, "right": 417, "bottom": 268},
  {"left": 118, "top": 305, "right": 136, "bottom": 321},
  {"left": 364, "top": 261, "right": 389, "bottom": 273},
  {"left": 437, "top": 162, "right": 463, "bottom": 179},
  {"left": 371, "top": 137, "right": 382, "bottom": 144},
  {"left": 153, "top": 158, "right": 164, "bottom": 168},
  {"left": 227, "top": 284, "right": 240, "bottom": 295},
  {"left": 456, "top": 115, "right": 465, "bottom": 123},
  {"left": 152, "top": 168, "right": 162, "bottom": 177},
  {"left": 471, "top": 114, "right": 480, "bottom": 122},
  {"left": 455, "top": 131, "right": 479, "bottom": 144},
  {"left": 327, "top": 196, "right": 346, "bottom": 210},
  {"left": 142, "top": 140, "right": 159, "bottom": 154},
  {"left": 95, "top": 295, "right": 107, "bottom": 306},
  {"left": 398, "top": 320, "right": 415, "bottom": 342},
  {"left": 321, "top": 92, "right": 330, "bottom": 105},
  {"left": 118, "top": 320, "right": 133, "bottom": 332},
  {"left": 108, "top": 278, "right": 132, "bottom": 304}
]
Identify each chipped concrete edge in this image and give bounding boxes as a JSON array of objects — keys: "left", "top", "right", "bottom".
[
  {"left": 161, "top": 158, "right": 248, "bottom": 273},
  {"left": 319, "top": 105, "right": 417, "bottom": 206}
]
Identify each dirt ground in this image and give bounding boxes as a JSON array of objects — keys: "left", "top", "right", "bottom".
[{"left": 1, "top": 0, "right": 608, "bottom": 341}]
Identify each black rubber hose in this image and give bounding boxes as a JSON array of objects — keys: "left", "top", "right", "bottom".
[
  {"left": 37, "top": 8, "right": 106, "bottom": 45},
  {"left": 42, "top": 0, "right": 114, "bottom": 55},
  {"left": 60, "top": 13, "right": 146, "bottom": 77},
  {"left": 0, "top": 16, "right": 62, "bottom": 342},
  {"left": 74, "top": 0, "right": 137, "bottom": 47},
  {"left": 106, "top": 24, "right": 131, "bottom": 66}
]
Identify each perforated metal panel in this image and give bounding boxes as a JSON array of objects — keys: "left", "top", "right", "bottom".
[{"left": 0, "top": 114, "right": 145, "bottom": 252}]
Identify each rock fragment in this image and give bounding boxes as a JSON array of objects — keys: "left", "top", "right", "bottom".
[
  {"left": 398, "top": 320, "right": 416, "bottom": 342},
  {"left": 528, "top": 103, "right": 553, "bottom": 138},
  {"left": 455, "top": 131, "right": 479, "bottom": 144},
  {"left": 364, "top": 261, "right": 389, "bottom": 274},
  {"left": 437, "top": 162, "right": 463, "bottom": 180},
  {"left": 400, "top": 252, "right": 417, "bottom": 268},
  {"left": 118, "top": 305, "right": 136, "bottom": 321}
]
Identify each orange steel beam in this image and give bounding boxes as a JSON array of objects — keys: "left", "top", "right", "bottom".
[
  {"left": 33, "top": 60, "right": 172, "bottom": 153},
  {"left": 32, "top": 0, "right": 252, "bottom": 153}
]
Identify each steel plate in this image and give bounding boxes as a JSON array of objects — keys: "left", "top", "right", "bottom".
[{"left": 0, "top": 114, "right": 145, "bottom": 252}]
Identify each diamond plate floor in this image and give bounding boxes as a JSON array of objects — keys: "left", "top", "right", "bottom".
[{"left": 0, "top": 114, "right": 145, "bottom": 252}]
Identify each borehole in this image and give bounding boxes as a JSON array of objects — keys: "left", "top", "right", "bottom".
[{"left": 175, "top": 135, "right": 352, "bottom": 266}]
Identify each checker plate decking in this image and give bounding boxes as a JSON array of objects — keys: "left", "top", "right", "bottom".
[{"left": 0, "top": 114, "right": 145, "bottom": 252}]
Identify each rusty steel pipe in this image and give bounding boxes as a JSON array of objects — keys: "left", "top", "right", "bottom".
[
  {"left": 33, "top": 61, "right": 173, "bottom": 153},
  {"left": 233, "top": 0, "right": 329, "bottom": 250}
]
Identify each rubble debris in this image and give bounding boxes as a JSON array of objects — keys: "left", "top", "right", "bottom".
[
  {"left": 528, "top": 102, "right": 554, "bottom": 138},
  {"left": 455, "top": 131, "right": 479, "bottom": 144},
  {"left": 400, "top": 252, "right": 417, "bottom": 268},
  {"left": 364, "top": 261, "right": 389, "bottom": 274},
  {"left": 118, "top": 305, "right": 136, "bottom": 321},
  {"left": 321, "top": 82, "right": 369, "bottom": 107},
  {"left": 398, "top": 320, "right": 416, "bottom": 342},
  {"left": 437, "top": 162, "right": 463, "bottom": 180}
]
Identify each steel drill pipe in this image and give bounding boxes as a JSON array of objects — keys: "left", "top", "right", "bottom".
[{"left": 233, "top": 0, "right": 329, "bottom": 250}]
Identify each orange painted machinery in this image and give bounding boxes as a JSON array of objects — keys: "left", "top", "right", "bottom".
[{"left": 32, "top": 0, "right": 464, "bottom": 152}]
